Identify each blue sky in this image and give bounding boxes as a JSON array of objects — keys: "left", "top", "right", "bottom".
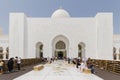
[{"left": 0, "top": 0, "right": 120, "bottom": 34}]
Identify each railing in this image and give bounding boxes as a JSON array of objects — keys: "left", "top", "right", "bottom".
[
  {"left": 91, "top": 59, "right": 120, "bottom": 75},
  {"left": 3, "top": 58, "right": 42, "bottom": 71}
]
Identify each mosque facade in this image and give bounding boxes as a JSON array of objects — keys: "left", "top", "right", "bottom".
[
  {"left": 1, "top": 8, "right": 119, "bottom": 60},
  {"left": 9, "top": 8, "right": 114, "bottom": 60}
]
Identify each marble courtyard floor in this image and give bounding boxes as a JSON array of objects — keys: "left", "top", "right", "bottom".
[
  {"left": 0, "top": 60, "right": 120, "bottom": 80},
  {"left": 13, "top": 60, "right": 103, "bottom": 80}
]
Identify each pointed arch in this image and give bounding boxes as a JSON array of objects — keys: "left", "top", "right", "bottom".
[
  {"left": 36, "top": 42, "right": 43, "bottom": 58},
  {"left": 78, "top": 42, "right": 86, "bottom": 59},
  {"left": 0, "top": 47, "right": 3, "bottom": 59},
  {"left": 52, "top": 35, "right": 69, "bottom": 59}
]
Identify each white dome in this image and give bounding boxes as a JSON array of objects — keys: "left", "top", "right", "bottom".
[{"left": 51, "top": 8, "right": 70, "bottom": 18}]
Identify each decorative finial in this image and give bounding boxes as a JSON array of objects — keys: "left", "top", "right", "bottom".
[{"left": 59, "top": 6, "right": 62, "bottom": 9}]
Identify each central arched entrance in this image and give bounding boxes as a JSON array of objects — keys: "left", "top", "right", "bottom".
[
  {"left": 52, "top": 35, "right": 69, "bottom": 59},
  {"left": 55, "top": 41, "right": 66, "bottom": 59}
]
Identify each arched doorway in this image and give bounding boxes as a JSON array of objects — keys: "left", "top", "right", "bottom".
[
  {"left": 52, "top": 35, "right": 69, "bottom": 59},
  {"left": 0, "top": 47, "right": 3, "bottom": 59},
  {"left": 78, "top": 42, "right": 86, "bottom": 59},
  {"left": 36, "top": 42, "right": 43, "bottom": 58},
  {"left": 55, "top": 41, "right": 66, "bottom": 59}
]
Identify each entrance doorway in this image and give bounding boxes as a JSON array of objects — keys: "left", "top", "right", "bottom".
[
  {"left": 55, "top": 40, "right": 66, "bottom": 59},
  {"left": 78, "top": 42, "right": 86, "bottom": 59},
  {"left": 58, "top": 51, "right": 63, "bottom": 59},
  {"left": 36, "top": 42, "right": 43, "bottom": 58}
]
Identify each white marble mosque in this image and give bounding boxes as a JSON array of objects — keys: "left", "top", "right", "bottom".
[{"left": 0, "top": 7, "right": 120, "bottom": 80}]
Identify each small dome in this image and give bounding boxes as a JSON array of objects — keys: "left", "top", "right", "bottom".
[{"left": 51, "top": 8, "right": 70, "bottom": 18}]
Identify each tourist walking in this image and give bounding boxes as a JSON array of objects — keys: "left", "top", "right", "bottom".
[
  {"left": 80, "top": 61, "right": 86, "bottom": 72},
  {"left": 87, "top": 60, "right": 95, "bottom": 74},
  {"left": 16, "top": 56, "right": 21, "bottom": 70},
  {"left": 76, "top": 58, "right": 79, "bottom": 68},
  {"left": 7, "top": 58, "right": 14, "bottom": 72},
  {"left": 88, "top": 62, "right": 95, "bottom": 74},
  {"left": 0, "top": 59, "right": 4, "bottom": 74},
  {"left": 68, "top": 57, "right": 70, "bottom": 64}
]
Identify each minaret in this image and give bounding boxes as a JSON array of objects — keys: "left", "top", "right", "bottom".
[{"left": 59, "top": 6, "right": 62, "bottom": 9}]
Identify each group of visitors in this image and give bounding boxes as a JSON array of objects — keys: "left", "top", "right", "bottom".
[
  {"left": 7, "top": 57, "right": 21, "bottom": 72},
  {"left": 47, "top": 57, "right": 58, "bottom": 64},
  {"left": 46, "top": 56, "right": 94, "bottom": 74},
  {"left": 79, "top": 58, "right": 94, "bottom": 74},
  {"left": 67, "top": 57, "right": 94, "bottom": 74},
  {"left": 0, "top": 56, "right": 21, "bottom": 74}
]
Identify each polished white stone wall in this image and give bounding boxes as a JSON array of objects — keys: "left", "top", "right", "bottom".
[
  {"left": 95, "top": 13, "right": 113, "bottom": 60},
  {"left": 26, "top": 17, "right": 97, "bottom": 59},
  {"left": 9, "top": 13, "right": 26, "bottom": 58}
]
